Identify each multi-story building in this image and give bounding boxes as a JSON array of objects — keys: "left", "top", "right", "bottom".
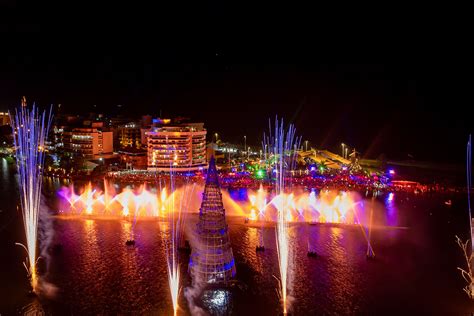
[
  {"left": 118, "top": 148, "right": 147, "bottom": 170},
  {"left": 63, "top": 124, "right": 113, "bottom": 158},
  {"left": 117, "top": 122, "right": 142, "bottom": 149},
  {"left": 0, "top": 111, "right": 10, "bottom": 126},
  {"left": 146, "top": 123, "right": 207, "bottom": 171},
  {"left": 140, "top": 118, "right": 172, "bottom": 147}
]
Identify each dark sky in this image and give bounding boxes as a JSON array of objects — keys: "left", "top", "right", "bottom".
[{"left": 0, "top": 2, "right": 472, "bottom": 163}]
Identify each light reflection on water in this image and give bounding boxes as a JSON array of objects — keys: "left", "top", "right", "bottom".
[
  {"left": 1, "top": 172, "right": 474, "bottom": 314},
  {"left": 45, "top": 191, "right": 402, "bottom": 315},
  {"left": 23, "top": 217, "right": 382, "bottom": 314},
  {"left": 201, "top": 289, "right": 233, "bottom": 316},
  {"left": 385, "top": 192, "right": 398, "bottom": 227}
]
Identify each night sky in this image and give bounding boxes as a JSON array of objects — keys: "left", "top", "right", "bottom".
[{"left": 1, "top": 2, "right": 472, "bottom": 163}]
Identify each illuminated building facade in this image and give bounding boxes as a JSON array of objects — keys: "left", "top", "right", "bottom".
[
  {"left": 117, "top": 122, "right": 142, "bottom": 149},
  {"left": 190, "top": 157, "right": 236, "bottom": 285},
  {"left": 119, "top": 148, "right": 147, "bottom": 170},
  {"left": 0, "top": 112, "right": 10, "bottom": 126},
  {"left": 64, "top": 127, "right": 113, "bottom": 158},
  {"left": 146, "top": 123, "right": 206, "bottom": 171}
]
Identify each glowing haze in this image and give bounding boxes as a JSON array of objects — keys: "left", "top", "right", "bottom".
[{"left": 57, "top": 182, "right": 361, "bottom": 225}]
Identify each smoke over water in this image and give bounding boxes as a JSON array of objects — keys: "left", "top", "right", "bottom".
[
  {"left": 183, "top": 217, "right": 208, "bottom": 316},
  {"left": 37, "top": 198, "right": 58, "bottom": 297}
]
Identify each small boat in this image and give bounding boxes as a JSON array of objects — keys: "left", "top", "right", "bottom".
[
  {"left": 256, "top": 245, "right": 265, "bottom": 252},
  {"left": 307, "top": 250, "right": 318, "bottom": 258},
  {"left": 125, "top": 240, "right": 135, "bottom": 246},
  {"left": 444, "top": 200, "right": 452, "bottom": 206}
]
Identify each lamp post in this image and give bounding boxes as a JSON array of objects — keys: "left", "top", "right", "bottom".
[
  {"left": 215, "top": 133, "right": 218, "bottom": 143},
  {"left": 345, "top": 147, "right": 348, "bottom": 159},
  {"left": 264, "top": 144, "right": 267, "bottom": 169},
  {"left": 244, "top": 135, "right": 247, "bottom": 158},
  {"left": 305, "top": 140, "right": 308, "bottom": 152},
  {"left": 341, "top": 143, "right": 345, "bottom": 158}
]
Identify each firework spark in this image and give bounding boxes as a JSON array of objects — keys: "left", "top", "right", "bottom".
[
  {"left": 263, "top": 117, "right": 301, "bottom": 314},
  {"left": 10, "top": 103, "right": 52, "bottom": 292},
  {"left": 166, "top": 170, "right": 180, "bottom": 316},
  {"left": 164, "top": 143, "right": 196, "bottom": 316}
]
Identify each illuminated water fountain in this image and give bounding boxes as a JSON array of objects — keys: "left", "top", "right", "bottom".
[
  {"left": 246, "top": 187, "right": 359, "bottom": 225},
  {"left": 58, "top": 181, "right": 364, "bottom": 228},
  {"left": 249, "top": 184, "right": 267, "bottom": 251},
  {"left": 10, "top": 103, "right": 53, "bottom": 293},
  {"left": 59, "top": 182, "right": 165, "bottom": 218}
]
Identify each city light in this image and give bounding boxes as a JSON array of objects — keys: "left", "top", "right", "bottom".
[
  {"left": 255, "top": 169, "right": 265, "bottom": 179},
  {"left": 387, "top": 192, "right": 394, "bottom": 201}
]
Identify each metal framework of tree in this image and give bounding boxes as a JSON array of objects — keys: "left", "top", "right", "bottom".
[{"left": 189, "top": 156, "right": 236, "bottom": 285}]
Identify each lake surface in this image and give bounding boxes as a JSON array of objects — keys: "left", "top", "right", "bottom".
[{"left": 1, "top": 157, "right": 474, "bottom": 315}]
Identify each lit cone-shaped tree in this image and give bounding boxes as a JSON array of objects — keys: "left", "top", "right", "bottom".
[{"left": 190, "top": 156, "right": 236, "bottom": 285}]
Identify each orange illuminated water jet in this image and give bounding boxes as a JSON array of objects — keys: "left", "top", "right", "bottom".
[{"left": 58, "top": 183, "right": 362, "bottom": 226}]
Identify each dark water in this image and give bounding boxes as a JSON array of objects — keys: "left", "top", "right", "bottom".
[{"left": 1, "top": 157, "right": 474, "bottom": 315}]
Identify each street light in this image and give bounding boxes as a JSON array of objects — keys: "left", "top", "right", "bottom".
[
  {"left": 345, "top": 147, "right": 348, "bottom": 159},
  {"left": 305, "top": 140, "right": 308, "bottom": 152},
  {"left": 215, "top": 133, "right": 219, "bottom": 143},
  {"left": 244, "top": 135, "right": 247, "bottom": 157},
  {"left": 341, "top": 143, "right": 345, "bottom": 158}
]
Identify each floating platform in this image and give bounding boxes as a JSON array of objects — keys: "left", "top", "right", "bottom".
[
  {"left": 27, "top": 290, "right": 37, "bottom": 297},
  {"left": 178, "top": 240, "right": 192, "bottom": 254},
  {"left": 366, "top": 249, "right": 376, "bottom": 260}
]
